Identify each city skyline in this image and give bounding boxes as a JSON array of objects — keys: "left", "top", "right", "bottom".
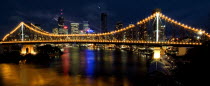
[
  {"left": 0, "top": 1, "right": 209, "bottom": 85},
  {"left": 1, "top": 0, "right": 210, "bottom": 38}
]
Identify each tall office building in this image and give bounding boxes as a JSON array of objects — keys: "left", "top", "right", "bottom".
[
  {"left": 160, "top": 25, "right": 166, "bottom": 41},
  {"left": 115, "top": 22, "right": 124, "bottom": 40},
  {"left": 83, "top": 21, "right": 90, "bottom": 33},
  {"left": 115, "top": 22, "right": 123, "bottom": 30},
  {"left": 153, "top": 24, "right": 166, "bottom": 41},
  {"left": 101, "top": 13, "right": 107, "bottom": 33},
  {"left": 63, "top": 26, "right": 68, "bottom": 34},
  {"left": 52, "top": 28, "right": 58, "bottom": 34},
  {"left": 57, "top": 9, "right": 68, "bottom": 34},
  {"left": 138, "top": 23, "right": 149, "bottom": 41},
  {"left": 58, "top": 16, "right": 65, "bottom": 34},
  {"left": 71, "top": 23, "right": 79, "bottom": 34}
]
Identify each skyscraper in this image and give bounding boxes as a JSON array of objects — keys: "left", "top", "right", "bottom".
[
  {"left": 153, "top": 24, "right": 166, "bottom": 41},
  {"left": 83, "top": 21, "right": 90, "bottom": 33},
  {"left": 71, "top": 23, "right": 79, "bottom": 34},
  {"left": 115, "top": 22, "right": 123, "bottom": 40},
  {"left": 57, "top": 9, "right": 68, "bottom": 34},
  {"left": 58, "top": 16, "right": 65, "bottom": 34},
  {"left": 52, "top": 28, "right": 58, "bottom": 34},
  {"left": 101, "top": 13, "right": 107, "bottom": 33},
  {"left": 63, "top": 25, "right": 68, "bottom": 34},
  {"left": 115, "top": 22, "right": 123, "bottom": 30}
]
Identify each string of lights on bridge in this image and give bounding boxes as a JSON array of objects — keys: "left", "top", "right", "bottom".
[
  {"left": 1, "top": 12, "right": 210, "bottom": 45},
  {"left": 0, "top": 40, "right": 202, "bottom": 45}
]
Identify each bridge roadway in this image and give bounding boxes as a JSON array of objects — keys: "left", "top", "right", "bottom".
[{"left": 0, "top": 40, "right": 202, "bottom": 47}]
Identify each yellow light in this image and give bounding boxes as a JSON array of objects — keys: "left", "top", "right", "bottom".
[
  {"left": 2, "top": 22, "right": 23, "bottom": 41},
  {"left": 153, "top": 47, "right": 161, "bottom": 60},
  {"left": 2, "top": 12, "right": 210, "bottom": 43},
  {"left": 198, "top": 31, "right": 203, "bottom": 35},
  {"left": 154, "top": 52, "right": 160, "bottom": 59},
  {"left": 21, "top": 51, "right": 27, "bottom": 55},
  {"left": 31, "top": 51, "right": 37, "bottom": 55}
]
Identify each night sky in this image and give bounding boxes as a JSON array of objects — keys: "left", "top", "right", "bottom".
[{"left": 0, "top": 0, "right": 210, "bottom": 38}]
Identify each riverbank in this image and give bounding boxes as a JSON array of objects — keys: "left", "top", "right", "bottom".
[{"left": 0, "top": 45, "right": 62, "bottom": 64}]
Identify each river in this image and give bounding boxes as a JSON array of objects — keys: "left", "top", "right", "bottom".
[{"left": 0, "top": 47, "right": 150, "bottom": 86}]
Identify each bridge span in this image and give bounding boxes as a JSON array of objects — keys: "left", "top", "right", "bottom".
[{"left": 0, "top": 11, "right": 209, "bottom": 47}]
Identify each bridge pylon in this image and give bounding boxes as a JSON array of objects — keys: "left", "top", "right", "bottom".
[
  {"left": 21, "top": 22, "right": 24, "bottom": 41},
  {"left": 21, "top": 44, "right": 37, "bottom": 55}
]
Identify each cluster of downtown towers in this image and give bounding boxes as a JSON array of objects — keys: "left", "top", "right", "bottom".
[
  {"left": 52, "top": 13, "right": 109, "bottom": 35},
  {"left": 51, "top": 11, "right": 166, "bottom": 42}
]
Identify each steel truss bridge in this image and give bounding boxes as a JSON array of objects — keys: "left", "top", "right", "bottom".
[{"left": 1, "top": 12, "right": 210, "bottom": 46}]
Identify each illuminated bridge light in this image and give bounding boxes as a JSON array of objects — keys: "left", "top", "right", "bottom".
[{"left": 1, "top": 12, "right": 210, "bottom": 45}]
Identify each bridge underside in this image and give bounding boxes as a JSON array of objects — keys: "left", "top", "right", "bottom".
[{"left": 0, "top": 40, "right": 202, "bottom": 47}]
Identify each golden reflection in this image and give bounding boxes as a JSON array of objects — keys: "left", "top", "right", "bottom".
[
  {"left": 0, "top": 64, "right": 21, "bottom": 85},
  {"left": 0, "top": 63, "right": 131, "bottom": 86},
  {"left": 61, "top": 47, "right": 70, "bottom": 75},
  {"left": 0, "top": 47, "right": 135, "bottom": 86}
]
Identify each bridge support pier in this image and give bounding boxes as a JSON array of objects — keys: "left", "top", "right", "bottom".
[{"left": 21, "top": 44, "right": 37, "bottom": 55}]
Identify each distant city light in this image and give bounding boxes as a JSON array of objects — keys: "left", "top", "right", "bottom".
[
  {"left": 197, "top": 36, "right": 200, "bottom": 39},
  {"left": 64, "top": 26, "right": 68, "bottom": 29},
  {"left": 86, "top": 29, "right": 94, "bottom": 33},
  {"left": 198, "top": 31, "right": 203, "bottom": 35}
]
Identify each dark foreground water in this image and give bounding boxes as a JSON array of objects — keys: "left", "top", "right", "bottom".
[{"left": 0, "top": 47, "right": 150, "bottom": 86}]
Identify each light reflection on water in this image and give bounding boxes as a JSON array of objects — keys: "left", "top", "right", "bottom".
[{"left": 0, "top": 47, "right": 147, "bottom": 86}]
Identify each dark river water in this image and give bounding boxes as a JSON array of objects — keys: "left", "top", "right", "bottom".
[{"left": 0, "top": 47, "right": 158, "bottom": 86}]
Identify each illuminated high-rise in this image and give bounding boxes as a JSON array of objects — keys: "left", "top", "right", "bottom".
[
  {"left": 115, "top": 22, "right": 124, "bottom": 40},
  {"left": 71, "top": 23, "right": 79, "bottom": 34},
  {"left": 63, "top": 26, "right": 68, "bottom": 34},
  {"left": 58, "top": 16, "right": 65, "bottom": 34},
  {"left": 83, "top": 21, "right": 90, "bottom": 33},
  {"left": 115, "top": 22, "right": 123, "bottom": 30},
  {"left": 52, "top": 28, "right": 58, "bottom": 34},
  {"left": 57, "top": 9, "right": 68, "bottom": 34}
]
